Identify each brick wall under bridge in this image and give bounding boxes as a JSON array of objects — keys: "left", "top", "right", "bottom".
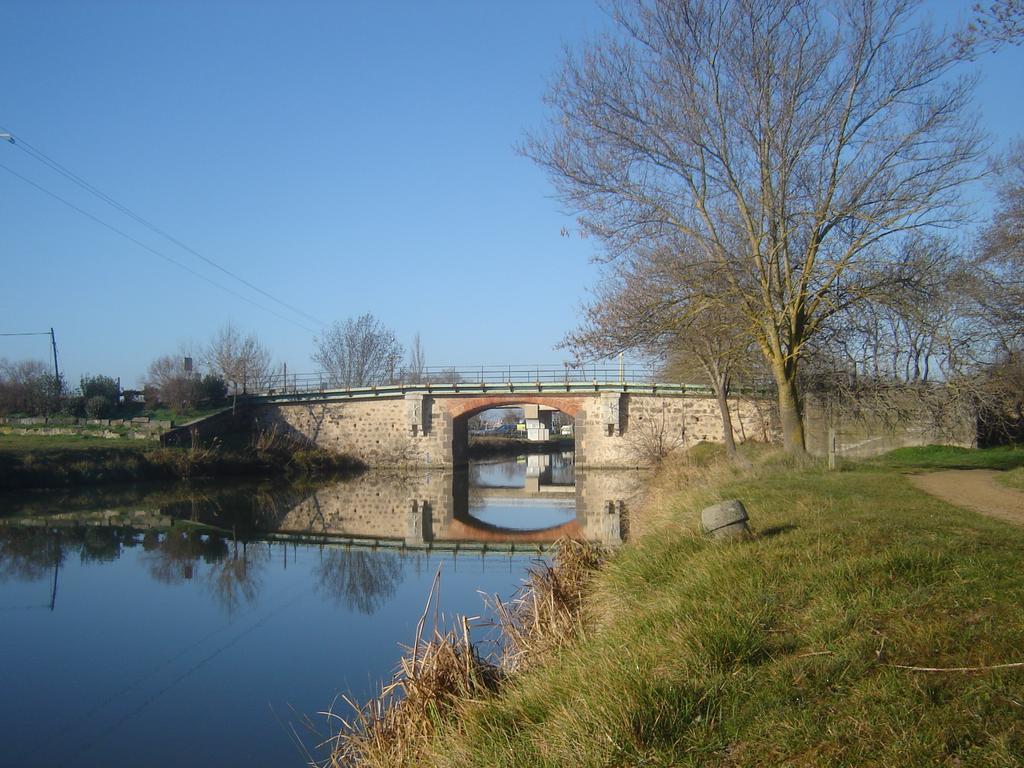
[{"left": 250, "top": 390, "right": 778, "bottom": 468}]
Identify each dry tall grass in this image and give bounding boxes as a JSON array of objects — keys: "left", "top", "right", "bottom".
[
  {"left": 491, "top": 537, "right": 606, "bottom": 672},
  {"left": 325, "top": 539, "right": 607, "bottom": 768}
]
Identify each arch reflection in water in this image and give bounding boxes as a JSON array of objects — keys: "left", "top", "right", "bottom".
[
  {"left": 278, "top": 454, "right": 639, "bottom": 548},
  {"left": 0, "top": 456, "right": 643, "bottom": 617}
]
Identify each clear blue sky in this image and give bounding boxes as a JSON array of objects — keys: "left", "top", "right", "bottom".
[{"left": 1, "top": 1, "right": 1021, "bottom": 387}]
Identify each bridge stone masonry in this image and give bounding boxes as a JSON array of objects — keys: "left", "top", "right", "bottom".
[{"left": 242, "top": 368, "right": 779, "bottom": 468}]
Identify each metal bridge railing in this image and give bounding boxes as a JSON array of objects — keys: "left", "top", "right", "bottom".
[{"left": 250, "top": 364, "right": 663, "bottom": 397}]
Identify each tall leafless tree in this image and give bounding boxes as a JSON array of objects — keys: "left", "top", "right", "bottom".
[
  {"left": 313, "top": 314, "right": 405, "bottom": 388},
  {"left": 565, "top": 244, "right": 758, "bottom": 460},
  {"left": 527, "top": 0, "right": 983, "bottom": 453},
  {"left": 973, "top": 141, "right": 1024, "bottom": 347},
  {"left": 407, "top": 332, "right": 427, "bottom": 384},
  {"left": 145, "top": 354, "right": 197, "bottom": 413},
  {"left": 663, "top": 316, "right": 759, "bottom": 460},
  {"left": 203, "top": 323, "right": 272, "bottom": 395},
  {"left": 315, "top": 549, "right": 404, "bottom": 615}
]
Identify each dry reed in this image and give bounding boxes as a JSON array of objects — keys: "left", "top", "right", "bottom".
[
  {"left": 324, "top": 539, "right": 607, "bottom": 767},
  {"left": 325, "top": 570, "right": 501, "bottom": 768},
  {"left": 490, "top": 537, "right": 606, "bottom": 672}
]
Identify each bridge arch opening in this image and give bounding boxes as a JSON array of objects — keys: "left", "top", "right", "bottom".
[{"left": 452, "top": 398, "right": 577, "bottom": 468}]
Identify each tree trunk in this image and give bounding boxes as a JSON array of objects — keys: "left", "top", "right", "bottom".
[
  {"left": 772, "top": 362, "right": 806, "bottom": 453},
  {"left": 714, "top": 385, "right": 738, "bottom": 458},
  {"left": 697, "top": 352, "right": 744, "bottom": 463}
]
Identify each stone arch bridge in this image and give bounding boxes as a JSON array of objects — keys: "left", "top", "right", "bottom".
[{"left": 235, "top": 371, "right": 777, "bottom": 468}]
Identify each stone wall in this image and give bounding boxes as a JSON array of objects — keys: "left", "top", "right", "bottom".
[
  {"left": 251, "top": 397, "right": 454, "bottom": 466},
  {"left": 252, "top": 391, "right": 779, "bottom": 468},
  {"left": 578, "top": 393, "right": 778, "bottom": 467},
  {"left": 802, "top": 395, "right": 976, "bottom": 459},
  {"left": 1, "top": 414, "right": 171, "bottom": 441},
  {"left": 159, "top": 408, "right": 243, "bottom": 447}
]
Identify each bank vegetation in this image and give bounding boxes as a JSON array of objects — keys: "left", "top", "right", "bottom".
[
  {"left": 325, "top": 443, "right": 1024, "bottom": 767},
  {"left": 530, "top": 0, "right": 1023, "bottom": 458},
  {"left": 0, "top": 429, "right": 363, "bottom": 491}
]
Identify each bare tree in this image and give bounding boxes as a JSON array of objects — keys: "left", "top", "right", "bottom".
[
  {"left": 313, "top": 314, "right": 405, "bottom": 388},
  {"left": 973, "top": 141, "right": 1024, "bottom": 347},
  {"left": 624, "top": 400, "right": 684, "bottom": 464},
  {"left": 565, "top": 245, "right": 758, "bottom": 461},
  {"left": 0, "top": 359, "right": 61, "bottom": 415},
  {"left": 146, "top": 354, "right": 198, "bottom": 413},
  {"left": 957, "top": 1, "right": 1024, "bottom": 54},
  {"left": 208, "top": 538, "right": 267, "bottom": 617},
  {"left": 527, "top": 0, "right": 983, "bottom": 453},
  {"left": 203, "top": 323, "right": 272, "bottom": 395},
  {"left": 811, "top": 236, "right": 979, "bottom": 380},
  {"left": 663, "top": 314, "right": 760, "bottom": 460},
  {"left": 406, "top": 332, "right": 427, "bottom": 384}
]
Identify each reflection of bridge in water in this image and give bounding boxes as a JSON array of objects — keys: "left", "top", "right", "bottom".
[
  {"left": 470, "top": 452, "right": 576, "bottom": 492},
  {"left": 0, "top": 459, "right": 645, "bottom": 553},
  {"left": 278, "top": 460, "right": 642, "bottom": 550}
]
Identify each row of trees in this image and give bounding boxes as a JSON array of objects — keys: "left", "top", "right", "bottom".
[
  {"left": 144, "top": 323, "right": 271, "bottom": 413},
  {"left": 0, "top": 361, "right": 130, "bottom": 420},
  {"left": 145, "top": 318, "right": 428, "bottom": 412},
  {"left": 532, "top": 0, "right": 1023, "bottom": 456},
  {"left": 1, "top": 315, "right": 427, "bottom": 417}
]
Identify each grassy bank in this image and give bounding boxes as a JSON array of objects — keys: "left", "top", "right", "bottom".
[
  {"left": 339, "top": 445, "right": 1024, "bottom": 767},
  {"left": 868, "top": 443, "right": 1024, "bottom": 471},
  {"left": 0, "top": 433, "right": 364, "bottom": 490},
  {"left": 0, "top": 432, "right": 150, "bottom": 451},
  {"left": 997, "top": 466, "right": 1024, "bottom": 491}
]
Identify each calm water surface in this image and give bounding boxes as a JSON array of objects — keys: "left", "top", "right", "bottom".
[{"left": 0, "top": 455, "right": 641, "bottom": 768}]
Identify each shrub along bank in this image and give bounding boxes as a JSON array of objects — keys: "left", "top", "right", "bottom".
[
  {"left": 334, "top": 445, "right": 1024, "bottom": 767},
  {"left": 0, "top": 437, "right": 364, "bottom": 491}
]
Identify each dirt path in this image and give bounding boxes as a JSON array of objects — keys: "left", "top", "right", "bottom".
[{"left": 908, "top": 470, "right": 1024, "bottom": 527}]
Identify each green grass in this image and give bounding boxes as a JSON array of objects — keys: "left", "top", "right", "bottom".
[
  {"left": 869, "top": 444, "right": 1024, "bottom": 471},
  {"left": 0, "top": 438, "right": 364, "bottom": 490},
  {"left": 411, "top": 447, "right": 1024, "bottom": 767},
  {"left": 0, "top": 432, "right": 151, "bottom": 451},
  {"left": 136, "top": 405, "right": 228, "bottom": 424},
  {"left": 996, "top": 466, "right": 1024, "bottom": 491}
]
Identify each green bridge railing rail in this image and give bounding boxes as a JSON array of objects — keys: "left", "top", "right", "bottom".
[{"left": 241, "top": 365, "right": 773, "bottom": 403}]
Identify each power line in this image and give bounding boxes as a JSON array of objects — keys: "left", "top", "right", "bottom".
[
  {"left": 0, "top": 328, "right": 59, "bottom": 380},
  {"left": 0, "top": 161, "right": 319, "bottom": 334},
  {"left": 0, "top": 125, "right": 326, "bottom": 329}
]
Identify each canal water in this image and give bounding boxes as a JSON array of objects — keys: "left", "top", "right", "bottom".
[{"left": 0, "top": 454, "right": 641, "bottom": 768}]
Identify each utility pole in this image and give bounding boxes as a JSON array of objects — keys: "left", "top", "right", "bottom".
[
  {"left": 0, "top": 328, "right": 61, "bottom": 387},
  {"left": 49, "top": 327, "right": 60, "bottom": 383}
]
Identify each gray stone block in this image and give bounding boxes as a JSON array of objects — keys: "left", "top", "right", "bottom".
[{"left": 701, "top": 499, "right": 750, "bottom": 540}]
